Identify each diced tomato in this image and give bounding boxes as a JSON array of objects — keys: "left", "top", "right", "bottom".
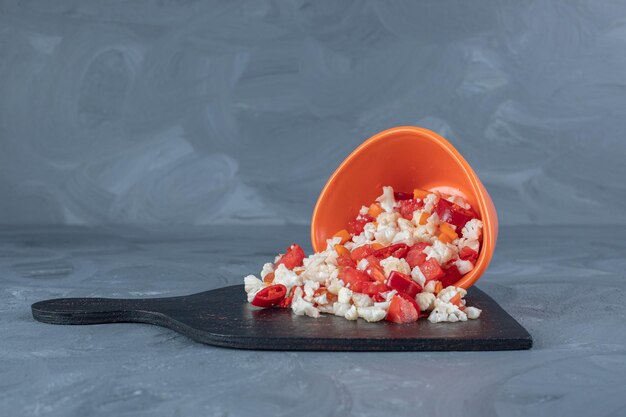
[
  {"left": 394, "top": 191, "right": 414, "bottom": 200},
  {"left": 338, "top": 266, "right": 371, "bottom": 290},
  {"left": 386, "top": 271, "right": 422, "bottom": 297},
  {"left": 336, "top": 255, "right": 356, "bottom": 268},
  {"left": 386, "top": 293, "right": 420, "bottom": 324},
  {"left": 373, "top": 243, "right": 409, "bottom": 260},
  {"left": 275, "top": 244, "right": 305, "bottom": 270},
  {"left": 405, "top": 243, "right": 429, "bottom": 268},
  {"left": 353, "top": 281, "right": 390, "bottom": 296},
  {"left": 459, "top": 246, "right": 479, "bottom": 263},
  {"left": 347, "top": 214, "right": 374, "bottom": 235},
  {"left": 365, "top": 255, "right": 387, "bottom": 283},
  {"left": 251, "top": 284, "right": 287, "bottom": 308},
  {"left": 419, "top": 258, "right": 445, "bottom": 282},
  {"left": 435, "top": 199, "right": 478, "bottom": 231},
  {"left": 350, "top": 244, "right": 376, "bottom": 261},
  {"left": 398, "top": 198, "right": 423, "bottom": 220},
  {"left": 440, "top": 264, "right": 462, "bottom": 287}
]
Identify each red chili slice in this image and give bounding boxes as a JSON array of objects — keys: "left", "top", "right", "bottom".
[
  {"left": 251, "top": 284, "right": 287, "bottom": 308},
  {"left": 386, "top": 270, "right": 422, "bottom": 298}
]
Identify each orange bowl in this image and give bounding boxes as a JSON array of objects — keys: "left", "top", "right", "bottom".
[{"left": 311, "top": 126, "right": 498, "bottom": 289}]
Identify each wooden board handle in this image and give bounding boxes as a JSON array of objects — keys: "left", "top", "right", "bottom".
[{"left": 31, "top": 296, "right": 164, "bottom": 325}]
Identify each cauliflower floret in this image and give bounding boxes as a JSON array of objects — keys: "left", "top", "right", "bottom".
[
  {"left": 352, "top": 293, "right": 374, "bottom": 308},
  {"left": 427, "top": 298, "right": 467, "bottom": 323},
  {"left": 397, "top": 217, "right": 414, "bottom": 232},
  {"left": 413, "top": 225, "right": 434, "bottom": 243},
  {"left": 376, "top": 186, "right": 397, "bottom": 213},
  {"left": 410, "top": 266, "right": 426, "bottom": 287},
  {"left": 300, "top": 263, "right": 337, "bottom": 283},
  {"left": 303, "top": 280, "right": 320, "bottom": 300},
  {"left": 357, "top": 306, "right": 387, "bottom": 322},
  {"left": 425, "top": 212, "right": 440, "bottom": 235},
  {"left": 357, "top": 258, "right": 369, "bottom": 271},
  {"left": 424, "top": 280, "right": 439, "bottom": 293},
  {"left": 379, "top": 256, "right": 411, "bottom": 277},
  {"left": 333, "top": 302, "right": 351, "bottom": 316},
  {"left": 359, "top": 205, "right": 369, "bottom": 215},
  {"left": 344, "top": 305, "right": 359, "bottom": 320},
  {"left": 446, "top": 195, "right": 471, "bottom": 209},
  {"left": 392, "top": 230, "right": 415, "bottom": 246},
  {"left": 260, "top": 263, "right": 274, "bottom": 279},
  {"left": 244, "top": 275, "right": 265, "bottom": 302},
  {"left": 363, "top": 222, "right": 377, "bottom": 240},
  {"left": 415, "top": 292, "right": 436, "bottom": 311},
  {"left": 461, "top": 219, "right": 483, "bottom": 241},
  {"left": 338, "top": 287, "right": 353, "bottom": 304},
  {"left": 437, "top": 286, "right": 467, "bottom": 303},
  {"left": 313, "top": 292, "right": 328, "bottom": 306},
  {"left": 465, "top": 306, "right": 482, "bottom": 319},
  {"left": 327, "top": 278, "right": 345, "bottom": 295},
  {"left": 423, "top": 193, "right": 439, "bottom": 213},
  {"left": 273, "top": 264, "right": 302, "bottom": 291},
  {"left": 454, "top": 259, "right": 474, "bottom": 275},
  {"left": 457, "top": 237, "right": 480, "bottom": 253},
  {"left": 377, "top": 212, "right": 400, "bottom": 226},
  {"left": 292, "top": 296, "right": 320, "bottom": 318},
  {"left": 374, "top": 225, "right": 399, "bottom": 246},
  {"left": 424, "top": 240, "right": 456, "bottom": 265}
]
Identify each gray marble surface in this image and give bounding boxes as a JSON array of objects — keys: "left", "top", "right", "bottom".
[{"left": 1, "top": 225, "right": 624, "bottom": 416}]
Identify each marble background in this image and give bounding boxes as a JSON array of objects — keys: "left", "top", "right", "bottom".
[{"left": 2, "top": 0, "right": 625, "bottom": 226}]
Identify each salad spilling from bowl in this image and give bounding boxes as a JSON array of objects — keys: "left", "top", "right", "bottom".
[{"left": 243, "top": 186, "right": 483, "bottom": 324}]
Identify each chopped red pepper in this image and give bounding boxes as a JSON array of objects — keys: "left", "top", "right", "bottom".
[
  {"left": 373, "top": 243, "right": 409, "bottom": 260},
  {"left": 352, "top": 281, "right": 390, "bottom": 296},
  {"left": 251, "top": 284, "right": 287, "bottom": 308},
  {"left": 336, "top": 255, "right": 356, "bottom": 268},
  {"left": 347, "top": 214, "right": 374, "bottom": 235},
  {"left": 459, "top": 246, "right": 479, "bottom": 263},
  {"left": 365, "top": 255, "right": 387, "bottom": 283},
  {"left": 419, "top": 258, "right": 445, "bottom": 282},
  {"left": 350, "top": 244, "right": 376, "bottom": 261},
  {"left": 338, "top": 266, "right": 371, "bottom": 290},
  {"left": 386, "top": 293, "right": 420, "bottom": 324},
  {"left": 386, "top": 270, "right": 422, "bottom": 298},
  {"left": 275, "top": 244, "right": 306, "bottom": 270},
  {"left": 435, "top": 199, "right": 478, "bottom": 231},
  {"left": 398, "top": 198, "right": 423, "bottom": 220},
  {"left": 393, "top": 191, "right": 414, "bottom": 200},
  {"left": 405, "top": 242, "right": 429, "bottom": 268},
  {"left": 440, "top": 264, "right": 462, "bottom": 287}
]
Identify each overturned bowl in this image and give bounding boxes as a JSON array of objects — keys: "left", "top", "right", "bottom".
[{"left": 311, "top": 126, "right": 498, "bottom": 289}]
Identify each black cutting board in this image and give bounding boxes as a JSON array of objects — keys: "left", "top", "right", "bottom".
[{"left": 31, "top": 285, "right": 532, "bottom": 351}]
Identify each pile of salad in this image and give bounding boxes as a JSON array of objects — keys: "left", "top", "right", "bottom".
[{"left": 243, "top": 186, "right": 483, "bottom": 324}]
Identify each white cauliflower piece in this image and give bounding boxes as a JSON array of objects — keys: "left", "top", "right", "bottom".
[
  {"left": 292, "top": 296, "right": 320, "bottom": 318},
  {"left": 333, "top": 302, "right": 351, "bottom": 317},
  {"left": 313, "top": 292, "right": 328, "bottom": 306},
  {"left": 454, "top": 259, "right": 474, "bottom": 275},
  {"left": 424, "top": 240, "right": 456, "bottom": 265},
  {"left": 260, "top": 263, "right": 274, "bottom": 279},
  {"left": 300, "top": 263, "right": 337, "bottom": 283},
  {"left": 424, "top": 280, "right": 439, "bottom": 293},
  {"left": 410, "top": 266, "right": 426, "bottom": 287},
  {"left": 427, "top": 299, "right": 468, "bottom": 323},
  {"left": 327, "top": 278, "right": 345, "bottom": 295},
  {"left": 244, "top": 275, "right": 265, "bottom": 303},
  {"left": 437, "top": 286, "right": 467, "bottom": 303},
  {"left": 363, "top": 222, "right": 377, "bottom": 240},
  {"left": 303, "top": 280, "right": 320, "bottom": 300},
  {"left": 273, "top": 264, "right": 302, "bottom": 291},
  {"left": 374, "top": 226, "right": 398, "bottom": 246},
  {"left": 465, "top": 306, "right": 482, "bottom": 319},
  {"left": 357, "top": 258, "right": 369, "bottom": 271},
  {"left": 376, "top": 186, "right": 397, "bottom": 213},
  {"left": 423, "top": 193, "right": 439, "bottom": 213},
  {"left": 392, "top": 230, "right": 415, "bottom": 246},
  {"left": 379, "top": 256, "right": 411, "bottom": 277},
  {"left": 359, "top": 205, "right": 369, "bottom": 215},
  {"left": 357, "top": 306, "right": 387, "bottom": 322},
  {"left": 338, "top": 287, "right": 353, "bottom": 304},
  {"left": 457, "top": 238, "right": 480, "bottom": 252},
  {"left": 352, "top": 293, "right": 374, "bottom": 308},
  {"left": 446, "top": 195, "right": 471, "bottom": 209},
  {"left": 461, "top": 219, "right": 483, "bottom": 241},
  {"left": 415, "top": 292, "right": 436, "bottom": 311},
  {"left": 425, "top": 212, "right": 440, "bottom": 235},
  {"left": 344, "top": 305, "right": 359, "bottom": 320}
]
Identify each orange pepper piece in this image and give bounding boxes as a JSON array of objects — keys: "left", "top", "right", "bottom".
[
  {"left": 263, "top": 272, "right": 275, "bottom": 284},
  {"left": 368, "top": 203, "right": 384, "bottom": 218},
  {"left": 334, "top": 244, "right": 350, "bottom": 257},
  {"left": 413, "top": 188, "right": 430, "bottom": 200},
  {"left": 418, "top": 212, "right": 429, "bottom": 225},
  {"left": 371, "top": 243, "right": 384, "bottom": 250},
  {"left": 434, "top": 281, "right": 443, "bottom": 294},
  {"left": 439, "top": 222, "right": 458, "bottom": 240},
  {"left": 438, "top": 233, "right": 454, "bottom": 244},
  {"left": 333, "top": 229, "right": 351, "bottom": 244}
]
